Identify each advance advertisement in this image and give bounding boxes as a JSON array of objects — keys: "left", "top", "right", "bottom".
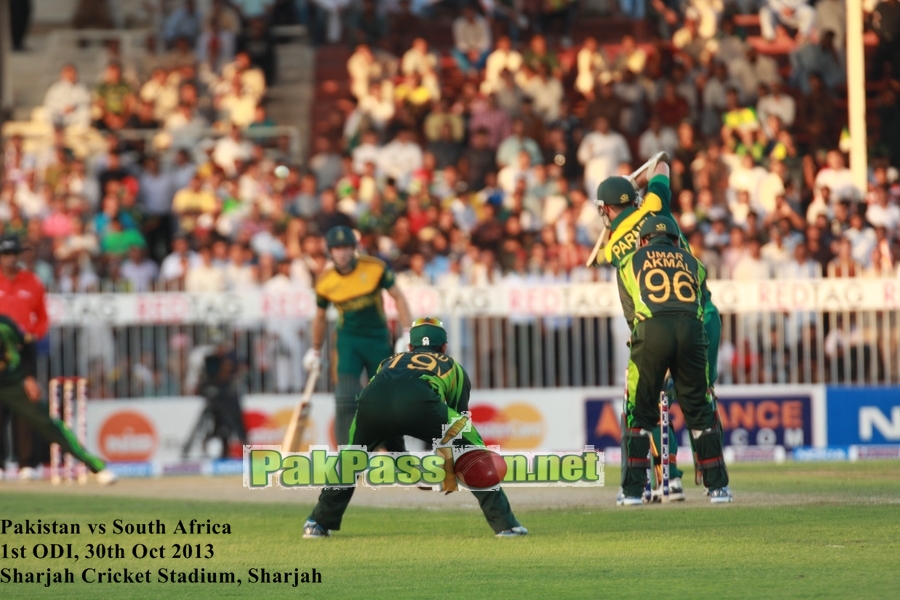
[
  {"left": 826, "top": 387, "right": 900, "bottom": 446},
  {"left": 584, "top": 385, "right": 827, "bottom": 451}
]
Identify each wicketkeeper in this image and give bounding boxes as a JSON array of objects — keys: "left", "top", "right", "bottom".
[
  {"left": 615, "top": 216, "right": 731, "bottom": 505},
  {"left": 595, "top": 156, "right": 723, "bottom": 496},
  {"left": 0, "top": 315, "right": 115, "bottom": 484},
  {"left": 303, "top": 317, "right": 527, "bottom": 538},
  {"left": 303, "top": 226, "right": 413, "bottom": 446}
]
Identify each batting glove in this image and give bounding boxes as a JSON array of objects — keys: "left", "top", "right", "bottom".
[
  {"left": 394, "top": 329, "right": 410, "bottom": 354},
  {"left": 302, "top": 348, "right": 321, "bottom": 372}
]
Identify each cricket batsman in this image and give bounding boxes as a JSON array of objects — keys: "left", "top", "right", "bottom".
[
  {"left": 615, "top": 216, "right": 731, "bottom": 505},
  {"left": 303, "top": 317, "right": 528, "bottom": 538},
  {"left": 594, "top": 155, "right": 723, "bottom": 498},
  {"left": 303, "top": 225, "right": 413, "bottom": 446},
  {"left": 0, "top": 315, "right": 116, "bottom": 484}
]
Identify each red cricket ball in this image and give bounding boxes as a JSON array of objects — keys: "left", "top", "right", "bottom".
[{"left": 454, "top": 449, "right": 508, "bottom": 489}]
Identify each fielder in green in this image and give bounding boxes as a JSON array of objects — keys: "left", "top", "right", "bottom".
[
  {"left": 303, "top": 317, "right": 528, "bottom": 538},
  {"left": 614, "top": 217, "right": 731, "bottom": 505},
  {"left": 595, "top": 157, "right": 722, "bottom": 496},
  {"left": 0, "top": 316, "right": 115, "bottom": 484},
  {"left": 303, "top": 225, "right": 413, "bottom": 446}
]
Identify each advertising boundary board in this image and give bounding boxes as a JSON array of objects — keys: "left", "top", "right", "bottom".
[{"left": 825, "top": 386, "right": 900, "bottom": 446}]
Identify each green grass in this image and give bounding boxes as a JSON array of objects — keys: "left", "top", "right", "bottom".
[{"left": 1, "top": 462, "right": 899, "bottom": 599}]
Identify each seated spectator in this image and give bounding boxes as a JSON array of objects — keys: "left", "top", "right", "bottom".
[
  {"left": 655, "top": 80, "right": 690, "bottom": 128},
  {"left": 452, "top": 5, "right": 492, "bottom": 74},
  {"left": 759, "top": 0, "right": 816, "bottom": 43},
  {"left": 172, "top": 174, "right": 217, "bottom": 233},
  {"left": 521, "top": 65, "right": 563, "bottom": 123},
  {"left": 845, "top": 212, "right": 876, "bottom": 268},
  {"left": 866, "top": 186, "right": 900, "bottom": 237},
  {"left": 672, "top": 8, "right": 707, "bottom": 63},
  {"left": 212, "top": 124, "right": 253, "bottom": 176},
  {"left": 612, "top": 68, "right": 646, "bottom": 135},
  {"left": 100, "top": 218, "right": 146, "bottom": 258},
  {"left": 93, "top": 62, "right": 135, "bottom": 130},
  {"left": 638, "top": 115, "right": 678, "bottom": 162},
  {"left": 401, "top": 37, "right": 438, "bottom": 77},
  {"left": 779, "top": 242, "right": 822, "bottom": 278},
  {"left": 348, "top": 0, "right": 387, "bottom": 47},
  {"left": 612, "top": 35, "right": 646, "bottom": 78},
  {"left": 163, "top": 0, "right": 202, "bottom": 48},
  {"left": 221, "top": 51, "right": 266, "bottom": 100},
  {"left": 872, "top": 0, "right": 900, "bottom": 79},
  {"left": 522, "top": 34, "right": 559, "bottom": 75},
  {"left": 44, "top": 64, "right": 91, "bottom": 130},
  {"left": 756, "top": 82, "right": 795, "bottom": 138},
  {"left": 796, "top": 73, "right": 836, "bottom": 149},
  {"left": 347, "top": 44, "right": 380, "bottom": 100},
  {"left": 379, "top": 129, "right": 423, "bottom": 192},
  {"left": 247, "top": 103, "right": 276, "bottom": 129},
  {"left": 483, "top": 35, "right": 523, "bottom": 95},
  {"left": 217, "top": 77, "right": 258, "bottom": 128},
  {"left": 814, "top": 150, "right": 856, "bottom": 204},
  {"left": 468, "top": 93, "right": 512, "bottom": 149},
  {"left": 577, "top": 116, "right": 631, "bottom": 200},
  {"left": 424, "top": 98, "right": 465, "bottom": 143},
  {"left": 359, "top": 80, "right": 395, "bottom": 132},
  {"left": 733, "top": 237, "right": 770, "bottom": 280},
  {"left": 728, "top": 47, "right": 780, "bottom": 104},
  {"left": 701, "top": 62, "right": 730, "bottom": 136},
  {"left": 428, "top": 123, "right": 464, "bottom": 170},
  {"left": 496, "top": 118, "right": 542, "bottom": 168},
  {"left": 790, "top": 30, "right": 846, "bottom": 93}
]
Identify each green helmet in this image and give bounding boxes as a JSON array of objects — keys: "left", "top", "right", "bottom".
[
  {"left": 596, "top": 176, "right": 636, "bottom": 207},
  {"left": 325, "top": 225, "right": 357, "bottom": 249},
  {"left": 409, "top": 317, "right": 448, "bottom": 349},
  {"left": 639, "top": 215, "right": 680, "bottom": 243}
]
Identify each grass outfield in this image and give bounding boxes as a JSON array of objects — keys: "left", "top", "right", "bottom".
[{"left": 1, "top": 462, "right": 899, "bottom": 599}]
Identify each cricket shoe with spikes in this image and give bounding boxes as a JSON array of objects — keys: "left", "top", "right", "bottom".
[
  {"left": 651, "top": 477, "right": 685, "bottom": 502},
  {"left": 302, "top": 519, "right": 332, "bottom": 539},
  {"left": 708, "top": 486, "right": 734, "bottom": 504},
  {"left": 616, "top": 489, "right": 644, "bottom": 506},
  {"left": 495, "top": 526, "right": 529, "bottom": 537}
]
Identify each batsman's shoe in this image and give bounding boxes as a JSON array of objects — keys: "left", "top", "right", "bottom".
[
  {"left": 495, "top": 526, "right": 528, "bottom": 537},
  {"left": 708, "top": 486, "right": 733, "bottom": 504},
  {"left": 616, "top": 490, "right": 644, "bottom": 506},
  {"left": 303, "top": 519, "right": 332, "bottom": 539},
  {"left": 95, "top": 469, "right": 118, "bottom": 486},
  {"left": 651, "top": 477, "right": 686, "bottom": 502}
]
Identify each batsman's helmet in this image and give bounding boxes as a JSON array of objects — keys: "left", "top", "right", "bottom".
[{"left": 596, "top": 176, "right": 636, "bottom": 207}]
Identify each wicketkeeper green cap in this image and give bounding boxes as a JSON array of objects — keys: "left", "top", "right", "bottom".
[
  {"left": 409, "top": 317, "right": 448, "bottom": 348},
  {"left": 325, "top": 225, "right": 357, "bottom": 249},
  {"left": 639, "top": 215, "right": 680, "bottom": 241},
  {"left": 596, "top": 176, "right": 636, "bottom": 206}
]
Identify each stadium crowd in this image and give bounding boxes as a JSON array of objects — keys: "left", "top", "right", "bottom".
[{"left": 2, "top": 1, "right": 900, "bottom": 297}]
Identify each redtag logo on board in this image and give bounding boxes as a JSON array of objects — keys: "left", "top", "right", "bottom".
[{"left": 99, "top": 411, "right": 158, "bottom": 461}]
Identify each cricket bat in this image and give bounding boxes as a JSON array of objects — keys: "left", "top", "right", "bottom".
[
  {"left": 282, "top": 365, "right": 320, "bottom": 452},
  {"left": 585, "top": 151, "right": 670, "bottom": 267}
]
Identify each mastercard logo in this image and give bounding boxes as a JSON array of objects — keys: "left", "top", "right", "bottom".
[
  {"left": 99, "top": 411, "right": 158, "bottom": 462},
  {"left": 470, "top": 403, "right": 547, "bottom": 449}
]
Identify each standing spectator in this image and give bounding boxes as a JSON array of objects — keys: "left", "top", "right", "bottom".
[
  {"left": 185, "top": 244, "right": 226, "bottom": 292},
  {"left": 469, "top": 94, "right": 512, "bottom": 149},
  {"left": 452, "top": 5, "right": 492, "bottom": 74},
  {"left": 121, "top": 245, "right": 159, "bottom": 292},
  {"left": 92, "top": 63, "right": 135, "bottom": 131},
  {"left": 496, "top": 118, "right": 542, "bottom": 168},
  {"left": 522, "top": 65, "right": 563, "bottom": 123},
  {"left": 379, "top": 129, "right": 424, "bottom": 192},
  {"left": 574, "top": 37, "right": 609, "bottom": 101},
  {"left": 460, "top": 128, "right": 497, "bottom": 191},
  {"left": 43, "top": 65, "right": 91, "bottom": 130},
  {"left": 872, "top": 0, "right": 900, "bottom": 78}
]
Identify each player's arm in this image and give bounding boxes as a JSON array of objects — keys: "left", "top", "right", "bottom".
[
  {"left": 303, "top": 300, "right": 329, "bottom": 372},
  {"left": 456, "top": 366, "right": 473, "bottom": 414},
  {"left": 386, "top": 284, "right": 413, "bottom": 330},
  {"left": 616, "top": 266, "right": 637, "bottom": 327},
  {"left": 632, "top": 155, "right": 670, "bottom": 190}
]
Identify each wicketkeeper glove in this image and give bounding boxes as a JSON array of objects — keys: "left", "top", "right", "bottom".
[{"left": 302, "top": 348, "right": 321, "bottom": 372}]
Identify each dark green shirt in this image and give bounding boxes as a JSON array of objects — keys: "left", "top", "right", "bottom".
[
  {"left": 0, "top": 315, "right": 31, "bottom": 386},
  {"left": 616, "top": 239, "right": 708, "bottom": 327},
  {"left": 374, "top": 350, "right": 471, "bottom": 414}
]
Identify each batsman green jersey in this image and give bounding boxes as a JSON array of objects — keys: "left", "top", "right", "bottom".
[
  {"left": 617, "top": 242, "right": 709, "bottom": 326},
  {"left": 603, "top": 173, "right": 721, "bottom": 386}
]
